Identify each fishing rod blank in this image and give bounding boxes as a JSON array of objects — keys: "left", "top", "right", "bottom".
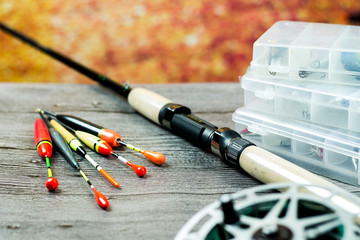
[{"left": 0, "top": 23, "right": 130, "bottom": 98}]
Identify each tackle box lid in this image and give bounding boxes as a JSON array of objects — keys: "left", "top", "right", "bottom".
[{"left": 251, "top": 21, "right": 360, "bottom": 85}]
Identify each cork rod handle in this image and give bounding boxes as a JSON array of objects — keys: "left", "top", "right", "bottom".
[
  {"left": 239, "top": 145, "right": 339, "bottom": 189},
  {"left": 128, "top": 87, "right": 172, "bottom": 125}
]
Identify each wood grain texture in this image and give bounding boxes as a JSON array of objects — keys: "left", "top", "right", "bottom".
[{"left": 0, "top": 82, "right": 359, "bottom": 240}]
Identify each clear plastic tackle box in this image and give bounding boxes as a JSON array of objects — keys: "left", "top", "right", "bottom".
[
  {"left": 232, "top": 107, "right": 360, "bottom": 185},
  {"left": 242, "top": 68, "right": 360, "bottom": 132},
  {"left": 251, "top": 21, "right": 360, "bottom": 85}
]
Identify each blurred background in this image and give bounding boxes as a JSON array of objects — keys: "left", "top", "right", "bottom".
[{"left": 0, "top": 0, "right": 359, "bottom": 84}]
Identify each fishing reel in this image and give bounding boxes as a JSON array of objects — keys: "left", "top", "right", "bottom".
[{"left": 175, "top": 183, "right": 360, "bottom": 240}]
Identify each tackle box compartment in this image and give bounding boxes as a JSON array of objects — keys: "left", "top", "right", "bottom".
[
  {"left": 242, "top": 68, "right": 360, "bottom": 132},
  {"left": 232, "top": 107, "right": 360, "bottom": 186}
]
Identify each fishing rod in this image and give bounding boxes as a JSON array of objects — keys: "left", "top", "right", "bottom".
[
  {"left": 37, "top": 109, "right": 109, "bottom": 209},
  {"left": 0, "top": 23, "right": 343, "bottom": 192},
  {"left": 42, "top": 109, "right": 166, "bottom": 165},
  {"left": 48, "top": 117, "right": 120, "bottom": 188},
  {"left": 34, "top": 118, "right": 59, "bottom": 191}
]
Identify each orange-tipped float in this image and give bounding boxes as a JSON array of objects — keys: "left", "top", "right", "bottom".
[
  {"left": 117, "top": 139, "right": 166, "bottom": 165},
  {"left": 78, "top": 170, "right": 109, "bottom": 209},
  {"left": 141, "top": 151, "right": 166, "bottom": 165}
]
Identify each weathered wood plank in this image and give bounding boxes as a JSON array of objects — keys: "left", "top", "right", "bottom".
[{"left": 0, "top": 83, "right": 359, "bottom": 240}]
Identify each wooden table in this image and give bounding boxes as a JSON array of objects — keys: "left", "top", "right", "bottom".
[{"left": 0, "top": 83, "right": 359, "bottom": 240}]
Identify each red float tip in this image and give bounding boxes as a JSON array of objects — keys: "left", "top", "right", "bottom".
[
  {"left": 93, "top": 188, "right": 109, "bottom": 209},
  {"left": 45, "top": 177, "right": 59, "bottom": 191},
  {"left": 132, "top": 164, "right": 146, "bottom": 177},
  {"left": 142, "top": 151, "right": 166, "bottom": 165}
]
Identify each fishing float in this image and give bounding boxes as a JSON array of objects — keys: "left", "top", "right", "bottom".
[
  {"left": 1, "top": 23, "right": 342, "bottom": 194},
  {"left": 34, "top": 118, "right": 59, "bottom": 191},
  {"left": 49, "top": 117, "right": 120, "bottom": 188},
  {"left": 70, "top": 129, "right": 146, "bottom": 177},
  {"left": 42, "top": 109, "right": 166, "bottom": 165},
  {"left": 36, "top": 109, "right": 109, "bottom": 209}
]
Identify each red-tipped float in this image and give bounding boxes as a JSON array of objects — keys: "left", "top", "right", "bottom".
[
  {"left": 92, "top": 187, "right": 109, "bottom": 209},
  {"left": 34, "top": 118, "right": 59, "bottom": 191},
  {"left": 45, "top": 177, "right": 59, "bottom": 191},
  {"left": 113, "top": 153, "right": 147, "bottom": 177},
  {"left": 128, "top": 163, "right": 147, "bottom": 177},
  {"left": 78, "top": 170, "right": 110, "bottom": 209}
]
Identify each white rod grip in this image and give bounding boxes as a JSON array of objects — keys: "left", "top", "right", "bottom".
[
  {"left": 128, "top": 87, "right": 173, "bottom": 125},
  {"left": 239, "top": 146, "right": 338, "bottom": 189}
]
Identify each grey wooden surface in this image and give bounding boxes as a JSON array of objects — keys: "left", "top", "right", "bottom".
[{"left": 0, "top": 82, "right": 359, "bottom": 240}]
